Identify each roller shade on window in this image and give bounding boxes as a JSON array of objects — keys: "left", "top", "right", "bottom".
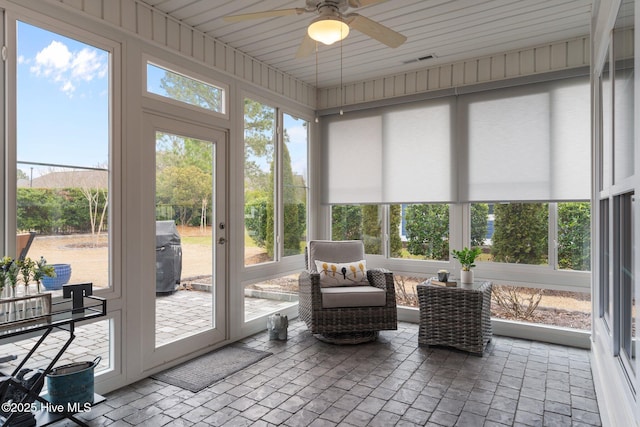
[
  {"left": 460, "top": 77, "right": 590, "bottom": 202},
  {"left": 322, "top": 76, "right": 589, "bottom": 205},
  {"left": 323, "top": 98, "right": 455, "bottom": 204},
  {"left": 324, "top": 115, "right": 383, "bottom": 204}
]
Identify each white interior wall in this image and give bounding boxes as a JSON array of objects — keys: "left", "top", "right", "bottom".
[{"left": 318, "top": 36, "right": 590, "bottom": 110}]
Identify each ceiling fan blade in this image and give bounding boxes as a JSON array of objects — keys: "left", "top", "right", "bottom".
[
  {"left": 348, "top": 0, "right": 388, "bottom": 8},
  {"left": 224, "top": 8, "right": 306, "bottom": 23},
  {"left": 296, "top": 34, "right": 316, "bottom": 59},
  {"left": 347, "top": 14, "right": 407, "bottom": 48}
]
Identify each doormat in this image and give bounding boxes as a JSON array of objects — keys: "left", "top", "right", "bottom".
[{"left": 151, "top": 345, "right": 271, "bottom": 392}]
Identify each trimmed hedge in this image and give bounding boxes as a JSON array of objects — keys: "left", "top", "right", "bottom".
[{"left": 17, "top": 188, "right": 107, "bottom": 235}]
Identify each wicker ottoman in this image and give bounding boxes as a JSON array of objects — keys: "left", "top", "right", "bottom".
[{"left": 417, "top": 279, "right": 492, "bottom": 356}]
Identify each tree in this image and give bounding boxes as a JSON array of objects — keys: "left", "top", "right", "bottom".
[
  {"left": 282, "top": 144, "right": 306, "bottom": 256},
  {"left": 405, "top": 204, "right": 449, "bottom": 260},
  {"left": 160, "top": 72, "right": 223, "bottom": 112},
  {"left": 34, "top": 167, "right": 109, "bottom": 242},
  {"left": 62, "top": 188, "right": 94, "bottom": 232},
  {"left": 17, "top": 169, "right": 28, "bottom": 181},
  {"left": 558, "top": 202, "right": 591, "bottom": 270},
  {"left": 243, "top": 99, "right": 275, "bottom": 255},
  {"left": 264, "top": 131, "right": 306, "bottom": 257},
  {"left": 492, "top": 203, "right": 548, "bottom": 264},
  {"left": 156, "top": 165, "right": 211, "bottom": 226},
  {"left": 471, "top": 203, "right": 489, "bottom": 247},
  {"left": 332, "top": 205, "right": 363, "bottom": 241},
  {"left": 17, "top": 188, "right": 62, "bottom": 234},
  {"left": 156, "top": 133, "right": 214, "bottom": 229},
  {"left": 78, "top": 185, "right": 108, "bottom": 244},
  {"left": 389, "top": 205, "right": 402, "bottom": 257},
  {"left": 244, "top": 194, "right": 269, "bottom": 247},
  {"left": 243, "top": 99, "right": 275, "bottom": 196},
  {"left": 361, "top": 205, "right": 381, "bottom": 254}
]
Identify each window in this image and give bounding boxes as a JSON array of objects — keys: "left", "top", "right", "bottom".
[
  {"left": 392, "top": 204, "right": 450, "bottom": 261},
  {"left": 331, "top": 205, "right": 383, "bottom": 255},
  {"left": 471, "top": 202, "right": 590, "bottom": 271},
  {"left": 244, "top": 99, "right": 276, "bottom": 265},
  {"left": 283, "top": 113, "right": 308, "bottom": 257},
  {"left": 600, "top": 199, "right": 611, "bottom": 323},
  {"left": 16, "top": 21, "right": 111, "bottom": 290},
  {"left": 243, "top": 99, "right": 309, "bottom": 265},
  {"left": 146, "top": 61, "right": 226, "bottom": 115},
  {"left": 557, "top": 202, "right": 591, "bottom": 271},
  {"left": 242, "top": 99, "right": 309, "bottom": 320},
  {"left": 615, "top": 192, "right": 634, "bottom": 371}
]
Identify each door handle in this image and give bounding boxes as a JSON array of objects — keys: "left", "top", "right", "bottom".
[{"left": 218, "top": 237, "right": 226, "bottom": 245}]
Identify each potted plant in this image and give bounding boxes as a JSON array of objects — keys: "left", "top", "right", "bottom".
[
  {"left": 33, "top": 257, "right": 55, "bottom": 293},
  {"left": 18, "top": 257, "right": 36, "bottom": 296},
  {"left": 451, "top": 247, "right": 482, "bottom": 284}
]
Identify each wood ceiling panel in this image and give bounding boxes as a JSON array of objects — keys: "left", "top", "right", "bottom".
[{"left": 138, "top": 0, "right": 592, "bottom": 88}]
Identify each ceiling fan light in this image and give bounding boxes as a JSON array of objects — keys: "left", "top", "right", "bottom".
[{"left": 308, "top": 16, "right": 349, "bottom": 45}]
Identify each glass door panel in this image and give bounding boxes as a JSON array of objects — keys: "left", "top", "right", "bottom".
[
  {"left": 155, "top": 131, "right": 217, "bottom": 347},
  {"left": 143, "top": 114, "right": 226, "bottom": 367}
]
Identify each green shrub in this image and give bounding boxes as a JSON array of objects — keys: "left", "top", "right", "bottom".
[
  {"left": 492, "top": 203, "right": 548, "bottom": 264},
  {"left": 558, "top": 202, "right": 591, "bottom": 270},
  {"left": 405, "top": 204, "right": 449, "bottom": 260}
]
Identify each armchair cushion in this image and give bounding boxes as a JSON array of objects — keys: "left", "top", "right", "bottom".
[
  {"left": 314, "top": 259, "right": 367, "bottom": 287},
  {"left": 320, "top": 286, "right": 386, "bottom": 308},
  {"left": 308, "top": 240, "right": 365, "bottom": 267}
]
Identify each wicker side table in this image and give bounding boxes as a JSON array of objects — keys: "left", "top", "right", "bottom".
[{"left": 417, "top": 279, "right": 492, "bottom": 356}]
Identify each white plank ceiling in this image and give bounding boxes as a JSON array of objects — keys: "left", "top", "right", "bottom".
[{"left": 138, "top": 0, "right": 592, "bottom": 88}]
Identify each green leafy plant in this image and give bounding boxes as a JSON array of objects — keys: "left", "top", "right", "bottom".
[
  {"left": 33, "top": 257, "right": 55, "bottom": 293},
  {"left": 1, "top": 256, "right": 19, "bottom": 292},
  {"left": 451, "top": 247, "right": 482, "bottom": 271},
  {"left": 18, "top": 257, "right": 36, "bottom": 291}
]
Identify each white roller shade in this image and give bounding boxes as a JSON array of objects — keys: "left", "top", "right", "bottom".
[
  {"left": 383, "top": 99, "right": 454, "bottom": 203},
  {"left": 323, "top": 98, "right": 455, "bottom": 204},
  {"left": 322, "top": 76, "right": 590, "bottom": 205},
  {"left": 462, "top": 77, "right": 590, "bottom": 202},
  {"left": 324, "top": 115, "right": 383, "bottom": 204}
]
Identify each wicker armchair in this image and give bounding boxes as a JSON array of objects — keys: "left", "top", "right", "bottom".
[{"left": 298, "top": 240, "right": 397, "bottom": 344}]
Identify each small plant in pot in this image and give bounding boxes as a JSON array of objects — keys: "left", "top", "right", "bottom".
[{"left": 451, "top": 247, "right": 482, "bottom": 284}]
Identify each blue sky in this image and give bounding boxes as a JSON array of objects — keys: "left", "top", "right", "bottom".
[
  {"left": 17, "top": 21, "right": 308, "bottom": 183},
  {"left": 17, "top": 21, "right": 109, "bottom": 177}
]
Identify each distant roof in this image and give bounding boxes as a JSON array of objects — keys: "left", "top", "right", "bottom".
[{"left": 18, "top": 170, "right": 108, "bottom": 189}]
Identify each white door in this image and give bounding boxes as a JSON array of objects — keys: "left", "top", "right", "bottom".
[{"left": 142, "top": 113, "right": 226, "bottom": 368}]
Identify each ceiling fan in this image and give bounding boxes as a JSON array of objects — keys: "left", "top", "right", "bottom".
[{"left": 223, "top": 0, "right": 407, "bottom": 58}]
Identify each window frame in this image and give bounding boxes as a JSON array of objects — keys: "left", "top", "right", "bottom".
[
  {"left": 328, "top": 202, "right": 591, "bottom": 294},
  {"left": 4, "top": 11, "right": 122, "bottom": 384},
  {"left": 241, "top": 94, "right": 310, "bottom": 270},
  {"left": 143, "top": 55, "right": 229, "bottom": 120},
  {"left": 8, "top": 14, "right": 121, "bottom": 299}
]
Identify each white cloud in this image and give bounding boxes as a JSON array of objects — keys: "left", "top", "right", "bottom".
[
  {"left": 286, "top": 125, "right": 308, "bottom": 145},
  {"left": 29, "top": 40, "right": 107, "bottom": 96}
]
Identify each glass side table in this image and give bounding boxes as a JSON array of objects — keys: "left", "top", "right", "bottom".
[{"left": 417, "top": 278, "right": 492, "bottom": 356}]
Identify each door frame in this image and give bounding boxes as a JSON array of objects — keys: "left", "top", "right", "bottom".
[{"left": 141, "top": 112, "right": 228, "bottom": 369}]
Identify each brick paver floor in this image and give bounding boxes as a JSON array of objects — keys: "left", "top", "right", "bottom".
[{"left": 57, "top": 319, "right": 601, "bottom": 427}]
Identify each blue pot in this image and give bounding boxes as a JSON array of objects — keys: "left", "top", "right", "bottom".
[{"left": 42, "top": 264, "right": 72, "bottom": 290}]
